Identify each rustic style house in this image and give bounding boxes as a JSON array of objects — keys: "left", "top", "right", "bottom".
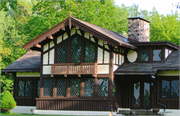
[{"left": 2, "top": 16, "right": 179, "bottom": 111}]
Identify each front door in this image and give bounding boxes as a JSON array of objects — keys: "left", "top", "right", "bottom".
[{"left": 132, "top": 81, "right": 151, "bottom": 108}]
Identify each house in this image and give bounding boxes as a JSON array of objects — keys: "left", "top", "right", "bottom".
[{"left": 2, "top": 16, "right": 179, "bottom": 112}]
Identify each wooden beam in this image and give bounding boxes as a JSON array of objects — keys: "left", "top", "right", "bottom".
[
  {"left": 48, "top": 35, "right": 53, "bottom": 40},
  {"left": 104, "top": 41, "right": 108, "bottom": 45},
  {"left": 76, "top": 26, "right": 79, "bottom": 30},
  {"left": 90, "top": 34, "right": 93, "bottom": 37}
]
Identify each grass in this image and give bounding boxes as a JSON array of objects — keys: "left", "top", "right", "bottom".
[{"left": 0, "top": 112, "right": 74, "bottom": 116}]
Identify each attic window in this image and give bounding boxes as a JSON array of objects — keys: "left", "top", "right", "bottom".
[
  {"left": 153, "top": 49, "right": 162, "bottom": 61},
  {"left": 140, "top": 50, "right": 149, "bottom": 61}
]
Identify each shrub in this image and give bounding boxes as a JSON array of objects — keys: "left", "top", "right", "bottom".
[{"left": 1, "top": 90, "right": 16, "bottom": 112}]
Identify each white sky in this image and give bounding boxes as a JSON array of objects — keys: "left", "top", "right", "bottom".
[{"left": 115, "top": 0, "right": 180, "bottom": 16}]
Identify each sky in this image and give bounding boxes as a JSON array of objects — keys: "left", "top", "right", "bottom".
[{"left": 115, "top": 0, "right": 180, "bottom": 16}]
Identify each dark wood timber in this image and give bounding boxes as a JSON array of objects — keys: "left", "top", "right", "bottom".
[{"left": 109, "top": 50, "right": 113, "bottom": 98}]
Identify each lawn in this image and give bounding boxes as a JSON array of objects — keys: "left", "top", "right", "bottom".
[{"left": 0, "top": 113, "right": 74, "bottom": 116}]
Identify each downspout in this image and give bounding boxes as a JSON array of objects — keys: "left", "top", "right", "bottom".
[{"left": 156, "top": 76, "right": 166, "bottom": 111}]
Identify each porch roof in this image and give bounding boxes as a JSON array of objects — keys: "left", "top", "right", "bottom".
[
  {"left": 115, "top": 50, "right": 179, "bottom": 75},
  {"left": 1, "top": 51, "right": 40, "bottom": 73}
]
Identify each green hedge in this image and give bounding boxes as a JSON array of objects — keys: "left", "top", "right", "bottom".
[{"left": 1, "top": 90, "right": 16, "bottom": 112}]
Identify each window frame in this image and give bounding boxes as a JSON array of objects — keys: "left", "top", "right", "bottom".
[
  {"left": 160, "top": 77, "right": 179, "bottom": 99},
  {"left": 17, "top": 80, "right": 32, "bottom": 98}
]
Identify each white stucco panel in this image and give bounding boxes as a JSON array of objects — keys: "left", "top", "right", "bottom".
[
  {"left": 113, "top": 65, "right": 119, "bottom": 72},
  {"left": 16, "top": 72, "right": 40, "bottom": 77},
  {"left": 43, "top": 66, "right": 51, "bottom": 74},
  {"left": 113, "top": 54, "right": 115, "bottom": 64},
  {"left": 57, "top": 35, "right": 62, "bottom": 44},
  {"left": 84, "top": 32, "right": 89, "bottom": 39},
  {"left": 97, "top": 47, "right": 103, "bottom": 63},
  {"left": 63, "top": 32, "right": 68, "bottom": 40},
  {"left": 49, "top": 49, "right": 54, "bottom": 64},
  {"left": 90, "top": 37, "right": 95, "bottom": 42},
  {"left": 98, "top": 39, "right": 103, "bottom": 46},
  {"left": 71, "top": 27, "right": 76, "bottom": 36},
  {"left": 97, "top": 65, "right": 109, "bottom": 74},
  {"left": 43, "top": 43, "right": 48, "bottom": 52},
  {"left": 43, "top": 53, "right": 48, "bottom": 64},
  {"left": 127, "top": 50, "right": 137, "bottom": 63},
  {"left": 50, "top": 41, "right": 54, "bottom": 48},
  {"left": 104, "top": 45, "right": 109, "bottom": 50},
  {"left": 77, "top": 30, "right": 81, "bottom": 35},
  {"left": 104, "top": 51, "right": 109, "bottom": 63},
  {"left": 165, "top": 48, "right": 168, "bottom": 59}
]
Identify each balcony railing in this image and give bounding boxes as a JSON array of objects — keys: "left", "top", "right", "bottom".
[{"left": 51, "top": 63, "right": 97, "bottom": 77}]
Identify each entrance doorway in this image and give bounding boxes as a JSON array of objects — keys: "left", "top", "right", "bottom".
[{"left": 132, "top": 81, "right": 151, "bottom": 108}]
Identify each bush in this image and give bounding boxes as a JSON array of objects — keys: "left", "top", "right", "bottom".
[{"left": 1, "top": 90, "right": 16, "bottom": 112}]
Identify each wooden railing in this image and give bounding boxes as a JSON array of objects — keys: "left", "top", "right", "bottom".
[{"left": 51, "top": 63, "right": 97, "bottom": 77}]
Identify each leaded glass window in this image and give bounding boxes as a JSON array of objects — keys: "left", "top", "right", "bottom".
[
  {"left": 18, "top": 81, "right": 31, "bottom": 97},
  {"left": 85, "top": 42, "right": 95, "bottom": 62},
  {"left": 57, "top": 42, "right": 67, "bottom": 63},
  {"left": 98, "top": 78, "right": 108, "bottom": 96},
  {"left": 112, "top": 80, "right": 116, "bottom": 97},
  {"left": 37, "top": 81, "right": 40, "bottom": 97},
  {"left": 84, "top": 78, "right": 94, "bottom": 97},
  {"left": 133, "top": 82, "right": 140, "bottom": 106},
  {"left": 43, "top": 78, "right": 53, "bottom": 96},
  {"left": 57, "top": 78, "right": 66, "bottom": 96},
  {"left": 143, "top": 83, "right": 150, "bottom": 106},
  {"left": 71, "top": 37, "right": 81, "bottom": 63},
  {"left": 140, "top": 50, "right": 149, "bottom": 61},
  {"left": 162, "top": 80, "right": 179, "bottom": 98},
  {"left": 18, "top": 81, "right": 25, "bottom": 96},
  {"left": 70, "top": 79, "right": 80, "bottom": 96},
  {"left": 153, "top": 49, "right": 162, "bottom": 61}
]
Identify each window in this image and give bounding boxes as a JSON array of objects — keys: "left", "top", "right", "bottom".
[
  {"left": 98, "top": 78, "right": 108, "bottom": 96},
  {"left": 43, "top": 78, "right": 53, "bottom": 96},
  {"left": 140, "top": 50, "right": 149, "bottom": 61},
  {"left": 85, "top": 42, "right": 95, "bottom": 62},
  {"left": 57, "top": 42, "right": 68, "bottom": 63},
  {"left": 71, "top": 37, "right": 81, "bottom": 63},
  {"left": 18, "top": 81, "right": 31, "bottom": 97},
  {"left": 84, "top": 78, "right": 94, "bottom": 97},
  {"left": 70, "top": 79, "right": 80, "bottom": 96},
  {"left": 153, "top": 49, "right": 162, "bottom": 61},
  {"left": 162, "top": 80, "right": 179, "bottom": 98},
  {"left": 57, "top": 78, "right": 66, "bottom": 96}
]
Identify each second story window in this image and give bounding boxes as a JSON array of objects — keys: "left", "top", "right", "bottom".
[
  {"left": 153, "top": 49, "right": 162, "bottom": 61},
  {"left": 85, "top": 42, "right": 95, "bottom": 62},
  {"left": 57, "top": 42, "right": 68, "bottom": 63},
  {"left": 71, "top": 37, "right": 81, "bottom": 63},
  {"left": 140, "top": 50, "right": 149, "bottom": 61}
]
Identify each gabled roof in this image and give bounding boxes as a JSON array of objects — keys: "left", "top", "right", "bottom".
[
  {"left": 23, "top": 16, "right": 136, "bottom": 50},
  {"left": 115, "top": 50, "right": 179, "bottom": 75},
  {"left": 1, "top": 51, "right": 40, "bottom": 72}
]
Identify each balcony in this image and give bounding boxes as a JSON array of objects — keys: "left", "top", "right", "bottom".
[{"left": 51, "top": 63, "right": 97, "bottom": 77}]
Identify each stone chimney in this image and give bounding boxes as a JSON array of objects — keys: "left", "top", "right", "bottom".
[{"left": 128, "top": 17, "right": 150, "bottom": 42}]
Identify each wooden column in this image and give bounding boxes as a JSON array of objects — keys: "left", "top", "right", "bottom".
[
  {"left": 80, "top": 78, "right": 84, "bottom": 97},
  {"left": 109, "top": 51, "right": 113, "bottom": 98},
  {"left": 66, "top": 78, "right": 70, "bottom": 97},
  {"left": 53, "top": 78, "right": 57, "bottom": 97},
  {"left": 39, "top": 47, "right": 44, "bottom": 97},
  {"left": 94, "top": 78, "right": 98, "bottom": 97}
]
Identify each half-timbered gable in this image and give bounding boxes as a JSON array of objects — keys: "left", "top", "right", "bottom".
[{"left": 2, "top": 16, "right": 179, "bottom": 112}]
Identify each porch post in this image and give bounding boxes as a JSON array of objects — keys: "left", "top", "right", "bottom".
[{"left": 109, "top": 51, "right": 113, "bottom": 98}]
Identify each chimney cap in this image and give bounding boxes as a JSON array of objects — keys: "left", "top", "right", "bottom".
[{"left": 127, "top": 17, "right": 150, "bottom": 23}]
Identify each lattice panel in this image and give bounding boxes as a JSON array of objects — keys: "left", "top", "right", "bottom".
[
  {"left": 84, "top": 78, "right": 94, "bottom": 97},
  {"left": 140, "top": 50, "right": 149, "bottom": 61},
  {"left": 18, "top": 81, "right": 25, "bottom": 96},
  {"left": 71, "top": 37, "right": 81, "bottom": 63},
  {"left": 98, "top": 78, "right": 108, "bottom": 96},
  {"left": 25, "top": 81, "right": 31, "bottom": 97},
  {"left": 143, "top": 83, "right": 150, "bottom": 106},
  {"left": 85, "top": 42, "right": 95, "bottom": 62},
  {"left": 162, "top": 80, "right": 170, "bottom": 98},
  {"left": 57, "top": 42, "right": 67, "bottom": 63},
  {"left": 44, "top": 79, "right": 53, "bottom": 96},
  {"left": 171, "top": 80, "right": 179, "bottom": 98},
  {"left": 70, "top": 79, "right": 80, "bottom": 96},
  {"left": 57, "top": 78, "right": 66, "bottom": 96},
  {"left": 112, "top": 80, "right": 116, "bottom": 97}
]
